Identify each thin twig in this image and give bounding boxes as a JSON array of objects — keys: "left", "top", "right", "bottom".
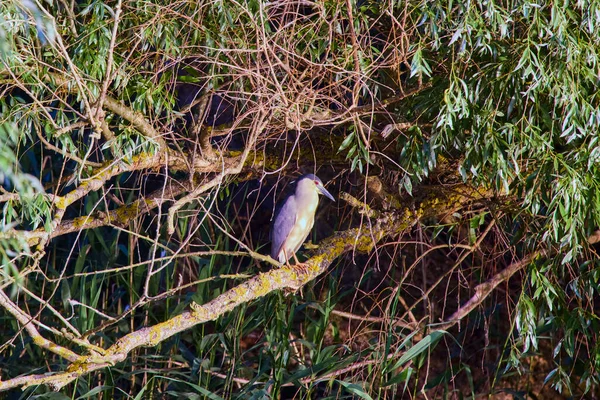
[
  {"left": 434, "top": 230, "right": 600, "bottom": 330},
  {"left": 166, "top": 110, "right": 269, "bottom": 234},
  {"left": 96, "top": 0, "right": 122, "bottom": 119},
  {"left": 36, "top": 123, "right": 102, "bottom": 167}
]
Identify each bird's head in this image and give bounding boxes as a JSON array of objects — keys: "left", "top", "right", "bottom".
[{"left": 297, "top": 174, "right": 335, "bottom": 201}]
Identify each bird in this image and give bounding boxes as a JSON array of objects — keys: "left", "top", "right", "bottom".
[{"left": 270, "top": 174, "right": 335, "bottom": 265}]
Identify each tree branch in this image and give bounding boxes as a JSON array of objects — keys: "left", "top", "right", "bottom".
[
  {"left": 166, "top": 110, "right": 269, "bottom": 234},
  {"left": 102, "top": 97, "right": 167, "bottom": 149},
  {"left": 435, "top": 231, "right": 600, "bottom": 331},
  {"left": 49, "top": 183, "right": 188, "bottom": 239},
  {"left": 0, "top": 289, "right": 80, "bottom": 363},
  {"left": 0, "top": 183, "right": 486, "bottom": 392}
]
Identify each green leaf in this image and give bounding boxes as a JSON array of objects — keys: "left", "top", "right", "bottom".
[
  {"left": 383, "top": 366, "right": 413, "bottom": 387},
  {"left": 339, "top": 133, "right": 355, "bottom": 152},
  {"left": 336, "top": 380, "right": 373, "bottom": 400},
  {"left": 391, "top": 331, "right": 446, "bottom": 370}
]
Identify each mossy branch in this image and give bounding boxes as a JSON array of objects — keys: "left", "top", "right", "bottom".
[
  {"left": 0, "top": 149, "right": 263, "bottom": 247},
  {"left": 0, "top": 290, "right": 81, "bottom": 363},
  {"left": 0, "top": 183, "right": 490, "bottom": 393},
  {"left": 49, "top": 184, "right": 189, "bottom": 239}
]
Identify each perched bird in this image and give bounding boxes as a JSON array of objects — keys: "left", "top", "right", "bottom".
[{"left": 270, "top": 174, "right": 335, "bottom": 265}]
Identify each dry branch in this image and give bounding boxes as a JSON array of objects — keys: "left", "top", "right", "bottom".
[
  {"left": 436, "top": 231, "right": 600, "bottom": 331},
  {"left": 0, "top": 3, "right": 439, "bottom": 394},
  {"left": 50, "top": 184, "right": 189, "bottom": 238},
  {"left": 102, "top": 97, "right": 167, "bottom": 149},
  {"left": 0, "top": 148, "right": 263, "bottom": 246}
]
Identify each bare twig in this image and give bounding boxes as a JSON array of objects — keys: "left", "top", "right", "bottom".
[
  {"left": 96, "top": 0, "right": 122, "bottom": 119},
  {"left": 53, "top": 122, "right": 88, "bottom": 138},
  {"left": 380, "top": 122, "right": 433, "bottom": 139},
  {"left": 102, "top": 97, "right": 167, "bottom": 149},
  {"left": 36, "top": 124, "right": 102, "bottom": 167},
  {"left": 307, "top": 304, "right": 415, "bottom": 330},
  {"left": 166, "top": 110, "right": 269, "bottom": 234},
  {"left": 431, "top": 230, "right": 600, "bottom": 332},
  {"left": 434, "top": 231, "right": 600, "bottom": 331}
]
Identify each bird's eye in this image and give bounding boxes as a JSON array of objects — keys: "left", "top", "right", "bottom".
[{"left": 314, "top": 180, "right": 319, "bottom": 185}]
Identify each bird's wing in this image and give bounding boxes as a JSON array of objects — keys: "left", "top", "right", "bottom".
[{"left": 270, "top": 195, "right": 297, "bottom": 261}]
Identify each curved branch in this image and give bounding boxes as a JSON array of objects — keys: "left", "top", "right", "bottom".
[
  {"left": 435, "top": 231, "right": 600, "bottom": 331},
  {"left": 49, "top": 183, "right": 189, "bottom": 238},
  {"left": 0, "top": 148, "right": 261, "bottom": 247},
  {"left": 102, "top": 97, "right": 167, "bottom": 149}
]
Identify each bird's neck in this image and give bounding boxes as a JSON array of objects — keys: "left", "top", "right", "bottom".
[{"left": 296, "top": 188, "right": 319, "bottom": 213}]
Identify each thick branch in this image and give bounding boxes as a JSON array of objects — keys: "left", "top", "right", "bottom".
[
  {"left": 339, "top": 191, "right": 380, "bottom": 218},
  {"left": 0, "top": 183, "right": 485, "bottom": 392},
  {"left": 102, "top": 97, "right": 167, "bottom": 149}
]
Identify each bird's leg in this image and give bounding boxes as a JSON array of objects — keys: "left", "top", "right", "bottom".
[
  {"left": 291, "top": 253, "right": 310, "bottom": 275},
  {"left": 287, "top": 253, "right": 309, "bottom": 297}
]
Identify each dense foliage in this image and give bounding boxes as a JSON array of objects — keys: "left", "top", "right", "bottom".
[{"left": 2, "top": 0, "right": 600, "bottom": 398}]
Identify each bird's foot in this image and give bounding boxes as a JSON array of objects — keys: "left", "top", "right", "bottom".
[
  {"left": 285, "top": 262, "right": 309, "bottom": 297},
  {"left": 290, "top": 262, "right": 310, "bottom": 275}
]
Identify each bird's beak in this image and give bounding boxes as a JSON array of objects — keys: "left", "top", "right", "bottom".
[{"left": 318, "top": 186, "right": 335, "bottom": 201}]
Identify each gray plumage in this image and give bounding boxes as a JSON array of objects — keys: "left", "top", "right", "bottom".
[
  {"left": 270, "top": 174, "right": 335, "bottom": 264},
  {"left": 270, "top": 194, "right": 300, "bottom": 263}
]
